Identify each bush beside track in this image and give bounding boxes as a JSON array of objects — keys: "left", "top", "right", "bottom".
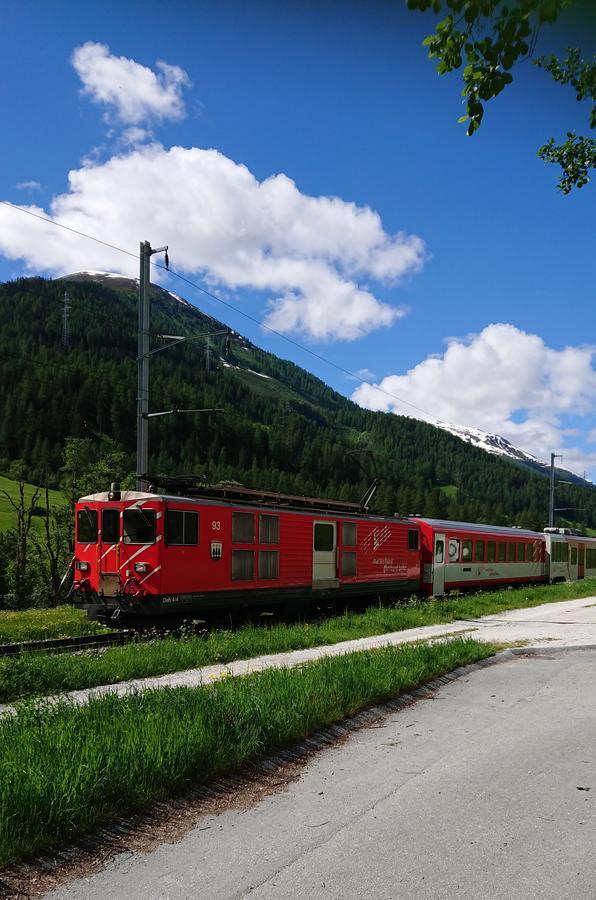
[
  {"left": 0, "top": 578, "right": 594, "bottom": 703},
  {"left": 0, "top": 638, "right": 493, "bottom": 867}
]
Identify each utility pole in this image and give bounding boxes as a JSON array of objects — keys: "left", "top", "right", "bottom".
[
  {"left": 548, "top": 452, "right": 563, "bottom": 527},
  {"left": 62, "top": 290, "right": 71, "bottom": 348},
  {"left": 136, "top": 240, "right": 168, "bottom": 491}
]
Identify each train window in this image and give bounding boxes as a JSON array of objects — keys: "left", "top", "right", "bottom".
[
  {"left": 166, "top": 510, "right": 199, "bottom": 546},
  {"left": 435, "top": 539, "right": 444, "bottom": 563},
  {"left": 408, "top": 529, "right": 419, "bottom": 551},
  {"left": 232, "top": 512, "right": 255, "bottom": 543},
  {"left": 123, "top": 509, "right": 156, "bottom": 544},
  {"left": 462, "top": 540, "right": 473, "bottom": 561},
  {"left": 314, "top": 523, "right": 335, "bottom": 552},
  {"left": 342, "top": 551, "right": 357, "bottom": 577},
  {"left": 77, "top": 508, "right": 98, "bottom": 543},
  {"left": 102, "top": 509, "right": 120, "bottom": 543},
  {"left": 343, "top": 522, "right": 358, "bottom": 547},
  {"left": 487, "top": 541, "right": 496, "bottom": 562},
  {"left": 232, "top": 549, "right": 254, "bottom": 580},
  {"left": 498, "top": 542, "right": 506, "bottom": 562},
  {"left": 259, "top": 550, "right": 279, "bottom": 579},
  {"left": 448, "top": 539, "right": 460, "bottom": 562},
  {"left": 587, "top": 549, "right": 596, "bottom": 568},
  {"left": 475, "top": 540, "right": 485, "bottom": 562},
  {"left": 517, "top": 543, "right": 525, "bottom": 562},
  {"left": 260, "top": 515, "right": 279, "bottom": 544},
  {"left": 507, "top": 543, "right": 516, "bottom": 562},
  {"left": 571, "top": 547, "right": 578, "bottom": 566}
]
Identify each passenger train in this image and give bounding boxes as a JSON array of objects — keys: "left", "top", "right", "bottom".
[{"left": 72, "top": 480, "right": 596, "bottom": 623}]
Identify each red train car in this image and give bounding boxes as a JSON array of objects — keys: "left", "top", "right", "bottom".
[
  {"left": 416, "top": 518, "right": 546, "bottom": 595},
  {"left": 73, "top": 484, "right": 422, "bottom": 622}
]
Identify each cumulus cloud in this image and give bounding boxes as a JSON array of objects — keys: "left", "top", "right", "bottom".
[
  {"left": 0, "top": 144, "right": 426, "bottom": 341},
  {"left": 71, "top": 42, "right": 190, "bottom": 127},
  {"left": 352, "top": 323, "right": 596, "bottom": 475}
]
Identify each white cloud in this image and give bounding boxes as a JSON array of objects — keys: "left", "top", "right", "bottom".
[
  {"left": 352, "top": 323, "right": 596, "bottom": 475},
  {"left": 0, "top": 144, "right": 426, "bottom": 341},
  {"left": 16, "top": 181, "right": 41, "bottom": 191},
  {"left": 71, "top": 42, "right": 190, "bottom": 127},
  {"left": 345, "top": 367, "right": 377, "bottom": 382}
]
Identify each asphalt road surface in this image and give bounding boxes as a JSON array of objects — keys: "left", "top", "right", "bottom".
[{"left": 47, "top": 646, "right": 596, "bottom": 900}]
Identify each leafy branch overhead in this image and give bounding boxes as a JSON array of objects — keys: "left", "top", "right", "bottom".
[{"left": 407, "top": 0, "right": 595, "bottom": 192}]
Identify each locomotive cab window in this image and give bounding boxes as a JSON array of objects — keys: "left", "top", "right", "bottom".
[
  {"left": 123, "top": 508, "right": 155, "bottom": 544},
  {"left": 343, "top": 522, "right": 357, "bottom": 547},
  {"left": 408, "top": 529, "right": 419, "bottom": 551},
  {"left": 232, "top": 512, "right": 255, "bottom": 543},
  {"left": 259, "top": 514, "right": 279, "bottom": 544},
  {"left": 102, "top": 509, "right": 120, "bottom": 544},
  {"left": 166, "top": 510, "right": 199, "bottom": 546},
  {"left": 314, "top": 523, "right": 335, "bottom": 551},
  {"left": 77, "top": 508, "right": 98, "bottom": 543}
]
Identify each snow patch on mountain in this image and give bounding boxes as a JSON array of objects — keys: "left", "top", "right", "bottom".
[{"left": 436, "top": 422, "right": 547, "bottom": 467}]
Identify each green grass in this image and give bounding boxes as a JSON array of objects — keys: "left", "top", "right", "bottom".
[
  {"left": 0, "top": 606, "right": 107, "bottom": 645},
  {"left": 1, "top": 578, "right": 594, "bottom": 703},
  {"left": 0, "top": 475, "right": 65, "bottom": 534},
  {"left": 0, "top": 637, "right": 493, "bottom": 867}
]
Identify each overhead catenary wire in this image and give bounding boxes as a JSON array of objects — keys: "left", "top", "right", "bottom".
[{"left": 0, "top": 197, "right": 445, "bottom": 424}]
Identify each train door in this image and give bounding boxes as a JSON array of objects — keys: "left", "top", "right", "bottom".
[
  {"left": 98, "top": 508, "right": 120, "bottom": 597},
  {"left": 578, "top": 545, "right": 585, "bottom": 579},
  {"left": 432, "top": 532, "right": 446, "bottom": 596},
  {"left": 312, "top": 521, "right": 339, "bottom": 588}
]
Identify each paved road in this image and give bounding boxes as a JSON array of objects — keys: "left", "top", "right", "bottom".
[
  {"left": 4, "top": 594, "right": 596, "bottom": 716},
  {"left": 47, "top": 646, "right": 596, "bottom": 900}
]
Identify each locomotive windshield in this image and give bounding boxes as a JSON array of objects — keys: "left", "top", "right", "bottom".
[
  {"left": 77, "top": 508, "right": 98, "bottom": 543},
  {"left": 123, "top": 508, "right": 156, "bottom": 544}
]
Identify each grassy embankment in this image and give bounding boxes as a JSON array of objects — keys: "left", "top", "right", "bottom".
[
  {"left": 0, "top": 475, "right": 65, "bottom": 534},
  {"left": 0, "top": 637, "right": 493, "bottom": 867},
  {"left": 1, "top": 577, "right": 594, "bottom": 703},
  {"left": 0, "top": 606, "right": 107, "bottom": 644}
]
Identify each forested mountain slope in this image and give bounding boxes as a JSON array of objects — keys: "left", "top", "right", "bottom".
[{"left": 1, "top": 275, "right": 594, "bottom": 532}]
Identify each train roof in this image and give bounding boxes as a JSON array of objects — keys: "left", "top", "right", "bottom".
[
  {"left": 413, "top": 518, "right": 544, "bottom": 539},
  {"left": 77, "top": 490, "right": 414, "bottom": 522}
]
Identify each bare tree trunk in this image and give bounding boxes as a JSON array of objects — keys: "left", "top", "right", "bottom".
[{"left": 1, "top": 480, "right": 40, "bottom": 606}]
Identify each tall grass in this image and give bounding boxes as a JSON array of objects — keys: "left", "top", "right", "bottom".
[
  {"left": 0, "top": 578, "right": 594, "bottom": 703},
  {"left": 0, "top": 637, "right": 493, "bottom": 867}
]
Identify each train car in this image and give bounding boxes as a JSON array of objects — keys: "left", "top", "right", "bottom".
[
  {"left": 416, "top": 518, "right": 546, "bottom": 596},
  {"left": 543, "top": 528, "right": 596, "bottom": 583},
  {"left": 72, "top": 483, "right": 422, "bottom": 622}
]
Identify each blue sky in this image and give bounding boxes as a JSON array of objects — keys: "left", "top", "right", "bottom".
[{"left": 1, "top": 0, "right": 595, "bottom": 476}]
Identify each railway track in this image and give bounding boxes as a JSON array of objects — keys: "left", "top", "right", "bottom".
[{"left": 0, "top": 630, "right": 132, "bottom": 657}]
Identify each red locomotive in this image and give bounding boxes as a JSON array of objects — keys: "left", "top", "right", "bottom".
[{"left": 72, "top": 480, "right": 596, "bottom": 623}]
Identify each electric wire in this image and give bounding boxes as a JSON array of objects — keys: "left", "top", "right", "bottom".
[{"left": 0, "top": 198, "right": 444, "bottom": 423}]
